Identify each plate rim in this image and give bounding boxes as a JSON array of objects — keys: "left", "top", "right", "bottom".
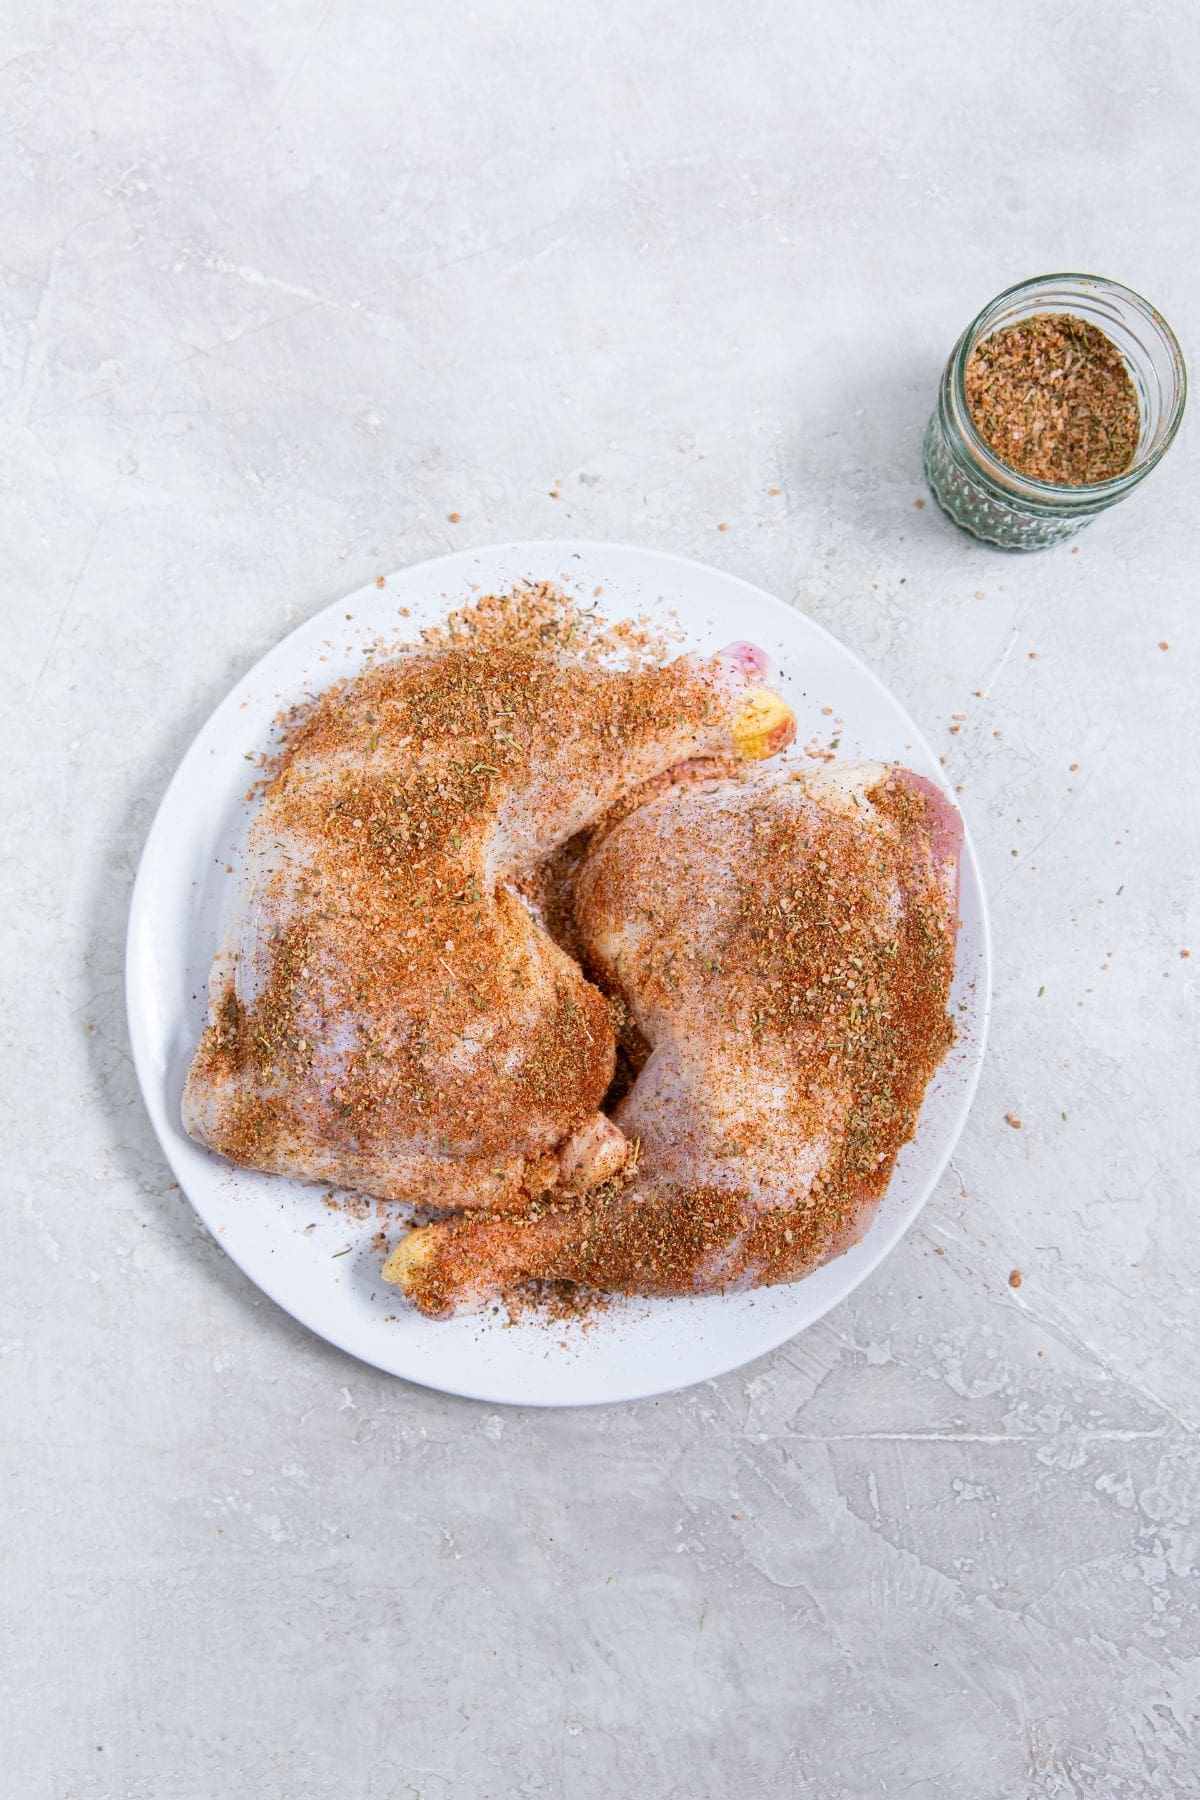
[{"left": 125, "top": 538, "right": 992, "bottom": 1407}]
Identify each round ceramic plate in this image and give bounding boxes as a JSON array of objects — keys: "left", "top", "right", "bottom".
[{"left": 127, "top": 542, "right": 990, "bottom": 1407}]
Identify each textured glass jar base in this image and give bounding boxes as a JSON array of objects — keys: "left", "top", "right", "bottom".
[{"left": 923, "top": 415, "right": 1093, "bottom": 551}]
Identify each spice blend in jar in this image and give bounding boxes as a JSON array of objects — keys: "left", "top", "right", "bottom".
[
  {"left": 923, "top": 274, "right": 1185, "bottom": 550},
  {"left": 964, "top": 313, "right": 1140, "bottom": 485}
]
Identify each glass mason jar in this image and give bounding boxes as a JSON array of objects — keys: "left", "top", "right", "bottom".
[{"left": 924, "top": 273, "right": 1186, "bottom": 550}]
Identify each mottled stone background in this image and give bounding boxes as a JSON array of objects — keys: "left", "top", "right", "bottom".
[{"left": 3, "top": 2, "right": 1197, "bottom": 1795}]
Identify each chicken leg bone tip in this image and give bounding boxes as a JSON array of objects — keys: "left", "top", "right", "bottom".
[
  {"left": 718, "top": 640, "right": 773, "bottom": 679},
  {"left": 732, "top": 689, "right": 796, "bottom": 760},
  {"left": 383, "top": 1229, "right": 437, "bottom": 1297}
]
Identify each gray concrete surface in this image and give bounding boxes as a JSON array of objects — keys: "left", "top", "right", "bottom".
[{"left": 3, "top": 2, "right": 1198, "bottom": 1795}]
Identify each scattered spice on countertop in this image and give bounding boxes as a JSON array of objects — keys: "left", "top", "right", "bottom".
[
  {"left": 1005, "top": 1113, "right": 1022, "bottom": 1129},
  {"left": 965, "top": 313, "right": 1140, "bottom": 484},
  {"left": 1009, "top": 1269, "right": 1022, "bottom": 1289}
]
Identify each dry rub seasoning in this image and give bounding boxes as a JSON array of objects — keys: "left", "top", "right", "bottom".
[
  {"left": 965, "top": 313, "right": 1140, "bottom": 485},
  {"left": 392, "top": 768, "right": 959, "bottom": 1316}
]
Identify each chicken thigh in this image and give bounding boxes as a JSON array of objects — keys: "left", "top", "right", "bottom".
[
  {"left": 183, "top": 637, "right": 794, "bottom": 1208},
  {"left": 384, "top": 760, "right": 961, "bottom": 1309}
]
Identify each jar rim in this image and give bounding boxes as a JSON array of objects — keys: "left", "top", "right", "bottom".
[{"left": 950, "top": 272, "right": 1187, "bottom": 501}]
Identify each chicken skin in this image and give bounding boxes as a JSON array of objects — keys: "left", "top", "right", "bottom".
[
  {"left": 183, "top": 637, "right": 794, "bottom": 1209},
  {"left": 384, "top": 760, "right": 961, "bottom": 1310}
]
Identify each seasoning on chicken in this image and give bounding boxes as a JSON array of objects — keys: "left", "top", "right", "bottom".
[
  {"left": 183, "top": 631, "right": 794, "bottom": 1210},
  {"left": 384, "top": 760, "right": 961, "bottom": 1311}
]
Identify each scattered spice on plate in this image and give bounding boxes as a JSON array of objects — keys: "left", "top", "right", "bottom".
[
  {"left": 500, "top": 1280, "right": 610, "bottom": 1329},
  {"left": 419, "top": 579, "right": 680, "bottom": 668},
  {"left": 965, "top": 313, "right": 1140, "bottom": 484}
]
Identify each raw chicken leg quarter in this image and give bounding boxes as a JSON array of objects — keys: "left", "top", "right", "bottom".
[
  {"left": 182, "top": 636, "right": 795, "bottom": 1211},
  {"left": 384, "top": 760, "right": 962, "bottom": 1314}
]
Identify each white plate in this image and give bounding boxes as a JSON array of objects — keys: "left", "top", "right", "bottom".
[{"left": 127, "top": 542, "right": 990, "bottom": 1407}]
